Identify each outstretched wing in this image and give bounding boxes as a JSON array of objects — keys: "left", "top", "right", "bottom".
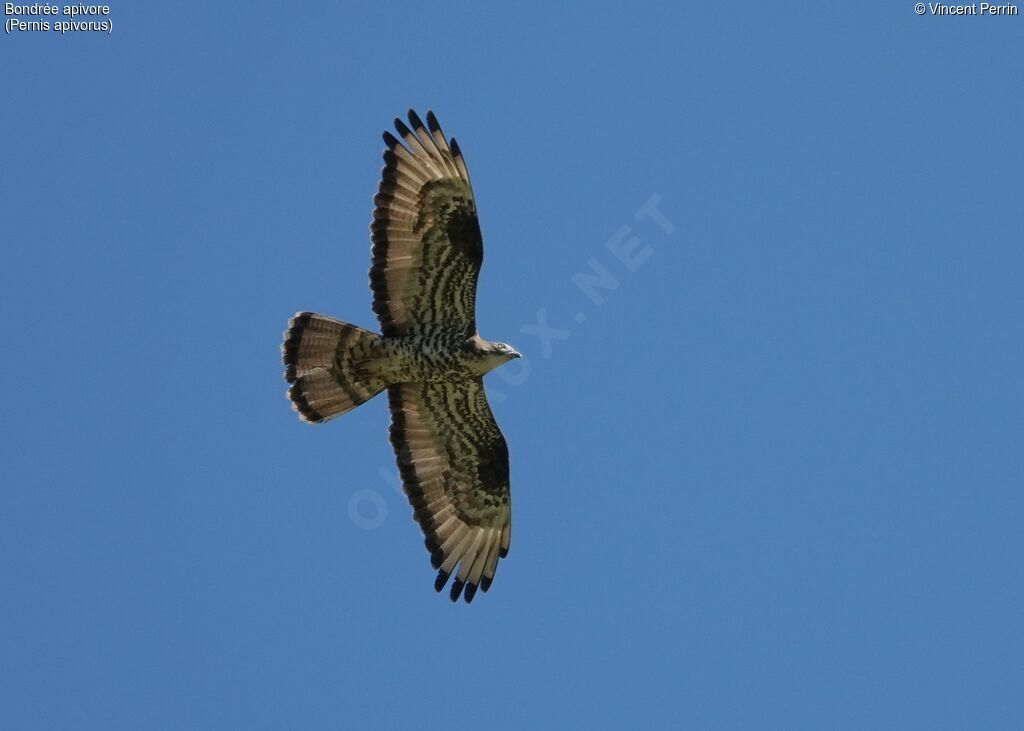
[
  {"left": 388, "top": 379, "right": 511, "bottom": 603},
  {"left": 370, "top": 110, "right": 483, "bottom": 338}
]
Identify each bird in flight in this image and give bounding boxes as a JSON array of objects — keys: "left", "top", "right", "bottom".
[{"left": 282, "top": 110, "right": 519, "bottom": 603}]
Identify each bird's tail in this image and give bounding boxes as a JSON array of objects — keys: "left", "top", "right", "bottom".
[{"left": 282, "top": 312, "right": 388, "bottom": 423}]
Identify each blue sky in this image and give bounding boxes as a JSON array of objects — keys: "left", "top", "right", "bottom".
[{"left": 2, "top": 2, "right": 1022, "bottom": 729}]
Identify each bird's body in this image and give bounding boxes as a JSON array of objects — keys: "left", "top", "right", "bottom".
[
  {"left": 369, "top": 332, "right": 513, "bottom": 384},
  {"left": 282, "top": 110, "right": 519, "bottom": 603}
]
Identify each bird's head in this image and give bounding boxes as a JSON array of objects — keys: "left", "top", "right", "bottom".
[
  {"left": 490, "top": 342, "right": 522, "bottom": 360},
  {"left": 469, "top": 336, "right": 521, "bottom": 374}
]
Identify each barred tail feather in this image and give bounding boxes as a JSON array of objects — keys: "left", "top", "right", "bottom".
[{"left": 282, "top": 312, "right": 387, "bottom": 423}]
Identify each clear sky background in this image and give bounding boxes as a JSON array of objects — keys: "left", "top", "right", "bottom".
[{"left": 2, "top": 3, "right": 1022, "bottom": 729}]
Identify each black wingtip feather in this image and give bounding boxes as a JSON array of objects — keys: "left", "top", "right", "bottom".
[
  {"left": 408, "top": 109, "right": 425, "bottom": 131},
  {"left": 480, "top": 576, "right": 492, "bottom": 593},
  {"left": 450, "top": 137, "right": 461, "bottom": 156},
  {"left": 382, "top": 130, "right": 401, "bottom": 150},
  {"left": 434, "top": 569, "right": 449, "bottom": 593},
  {"left": 464, "top": 583, "right": 478, "bottom": 603},
  {"left": 425, "top": 110, "right": 441, "bottom": 133},
  {"left": 424, "top": 534, "right": 444, "bottom": 569},
  {"left": 499, "top": 547, "right": 509, "bottom": 558},
  {"left": 394, "top": 118, "right": 412, "bottom": 138},
  {"left": 449, "top": 578, "right": 465, "bottom": 602}
]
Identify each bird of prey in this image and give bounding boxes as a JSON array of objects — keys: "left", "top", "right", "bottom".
[{"left": 282, "top": 110, "right": 520, "bottom": 603}]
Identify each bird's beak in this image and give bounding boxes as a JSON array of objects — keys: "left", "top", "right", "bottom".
[{"left": 511, "top": 349, "right": 522, "bottom": 359}]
